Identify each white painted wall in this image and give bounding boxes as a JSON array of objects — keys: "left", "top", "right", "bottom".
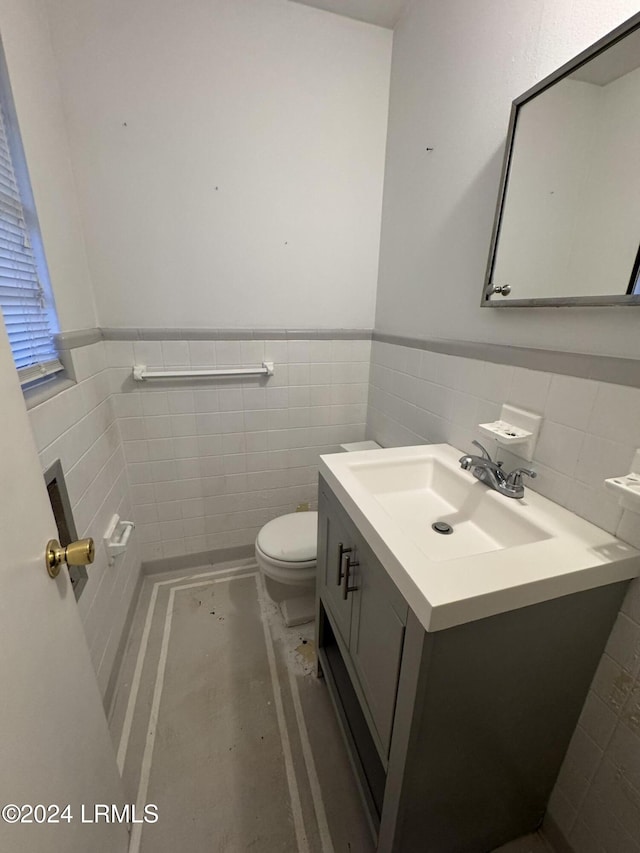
[
  {"left": 0, "top": 0, "right": 97, "bottom": 331},
  {"left": 27, "top": 342, "right": 141, "bottom": 700},
  {"left": 291, "top": 0, "right": 407, "bottom": 29},
  {"left": 43, "top": 0, "right": 392, "bottom": 331},
  {"left": 0, "top": 1, "right": 138, "bottom": 702},
  {"left": 375, "top": 0, "right": 640, "bottom": 357}
]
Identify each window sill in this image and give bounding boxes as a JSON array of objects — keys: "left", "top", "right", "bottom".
[{"left": 23, "top": 372, "right": 74, "bottom": 410}]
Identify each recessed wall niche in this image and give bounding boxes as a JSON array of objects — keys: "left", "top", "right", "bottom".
[{"left": 44, "top": 460, "right": 87, "bottom": 600}]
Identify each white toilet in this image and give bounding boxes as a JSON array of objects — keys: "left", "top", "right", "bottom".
[
  {"left": 256, "top": 511, "right": 318, "bottom": 603},
  {"left": 255, "top": 440, "right": 381, "bottom": 626}
]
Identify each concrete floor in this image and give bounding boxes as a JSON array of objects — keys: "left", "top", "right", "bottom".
[{"left": 109, "top": 559, "right": 556, "bottom": 852}]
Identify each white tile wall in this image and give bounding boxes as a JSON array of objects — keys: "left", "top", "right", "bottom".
[
  {"left": 26, "top": 333, "right": 640, "bottom": 847},
  {"left": 366, "top": 338, "right": 640, "bottom": 853},
  {"left": 111, "top": 338, "right": 370, "bottom": 561},
  {"left": 368, "top": 340, "right": 639, "bottom": 537},
  {"left": 27, "top": 341, "right": 141, "bottom": 698}
]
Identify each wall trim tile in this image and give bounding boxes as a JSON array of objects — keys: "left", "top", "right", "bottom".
[
  {"left": 56, "top": 326, "right": 639, "bottom": 389},
  {"left": 373, "top": 332, "right": 640, "bottom": 389},
  {"left": 100, "top": 327, "right": 373, "bottom": 342},
  {"left": 55, "top": 328, "right": 103, "bottom": 348}
]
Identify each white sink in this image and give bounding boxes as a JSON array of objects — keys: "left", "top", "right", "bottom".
[
  {"left": 349, "top": 454, "right": 550, "bottom": 562},
  {"left": 319, "top": 444, "right": 640, "bottom": 631}
]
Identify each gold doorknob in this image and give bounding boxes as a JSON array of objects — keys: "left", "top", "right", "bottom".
[{"left": 46, "top": 538, "right": 95, "bottom": 579}]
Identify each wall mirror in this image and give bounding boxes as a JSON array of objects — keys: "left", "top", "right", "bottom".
[{"left": 483, "top": 11, "right": 640, "bottom": 308}]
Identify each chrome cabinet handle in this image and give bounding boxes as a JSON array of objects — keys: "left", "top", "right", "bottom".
[
  {"left": 337, "top": 542, "right": 352, "bottom": 586},
  {"left": 342, "top": 552, "right": 359, "bottom": 600}
]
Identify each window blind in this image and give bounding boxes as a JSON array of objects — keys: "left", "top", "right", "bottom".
[{"left": 0, "top": 99, "right": 62, "bottom": 386}]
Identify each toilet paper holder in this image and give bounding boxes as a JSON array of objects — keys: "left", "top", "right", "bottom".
[{"left": 104, "top": 514, "right": 135, "bottom": 565}]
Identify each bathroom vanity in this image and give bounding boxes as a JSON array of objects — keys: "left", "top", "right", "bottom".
[{"left": 315, "top": 445, "right": 640, "bottom": 853}]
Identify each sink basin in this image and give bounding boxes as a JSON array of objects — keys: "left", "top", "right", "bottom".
[
  {"left": 349, "top": 455, "right": 550, "bottom": 561},
  {"left": 319, "top": 444, "right": 640, "bottom": 631}
]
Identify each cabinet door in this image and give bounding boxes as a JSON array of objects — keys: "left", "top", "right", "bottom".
[
  {"left": 348, "top": 536, "right": 407, "bottom": 757},
  {"left": 317, "top": 489, "right": 353, "bottom": 647}
]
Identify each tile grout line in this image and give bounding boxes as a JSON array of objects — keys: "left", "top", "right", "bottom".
[
  {"left": 287, "top": 670, "right": 334, "bottom": 853},
  {"left": 253, "top": 572, "right": 311, "bottom": 853},
  {"left": 116, "top": 581, "right": 159, "bottom": 773},
  {"left": 122, "top": 567, "right": 311, "bottom": 853},
  {"left": 128, "top": 583, "right": 176, "bottom": 853},
  {"left": 128, "top": 572, "right": 261, "bottom": 853},
  {"left": 256, "top": 572, "right": 335, "bottom": 853},
  {"left": 116, "top": 563, "right": 258, "bottom": 772}
]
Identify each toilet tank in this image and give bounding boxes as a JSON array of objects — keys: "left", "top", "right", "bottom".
[{"left": 339, "top": 440, "right": 381, "bottom": 453}]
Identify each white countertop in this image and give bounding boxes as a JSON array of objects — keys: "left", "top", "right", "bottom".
[{"left": 319, "top": 444, "right": 640, "bottom": 632}]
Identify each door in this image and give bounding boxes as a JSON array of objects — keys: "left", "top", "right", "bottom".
[{"left": 0, "top": 321, "right": 129, "bottom": 853}]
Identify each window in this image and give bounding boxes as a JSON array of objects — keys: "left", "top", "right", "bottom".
[{"left": 0, "top": 41, "right": 62, "bottom": 387}]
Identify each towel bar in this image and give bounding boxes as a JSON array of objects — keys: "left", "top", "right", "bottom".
[{"left": 132, "top": 361, "right": 274, "bottom": 381}]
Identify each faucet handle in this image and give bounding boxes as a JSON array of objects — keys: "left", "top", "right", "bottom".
[{"left": 506, "top": 467, "right": 537, "bottom": 487}]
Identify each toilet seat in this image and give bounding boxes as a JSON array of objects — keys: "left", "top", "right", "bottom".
[
  {"left": 255, "top": 540, "right": 316, "bottom": 585},
  {"left": 256, "top": 512, "right": 318, "bottom": 562},
  {"left": 255, "top": 512, "right": 318, "bottom": 588},
  {"left": 255, "top": 541, "right": 316, "bottom": 572}
]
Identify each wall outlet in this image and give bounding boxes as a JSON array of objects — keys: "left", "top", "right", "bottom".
[{"left": 295, "top": 502, "right": 310, "bottom": 512}]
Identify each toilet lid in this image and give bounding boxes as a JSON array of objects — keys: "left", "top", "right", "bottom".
[{"left": 257, "top": 512, "right": 318, "bottom": 562}]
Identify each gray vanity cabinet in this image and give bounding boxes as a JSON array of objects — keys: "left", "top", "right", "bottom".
[
  {"left": 348, "top": 530, "right": 407, "bottom": 756},
  {"left": 316, "top": 474, "right": 630, "bottom": 852},
  {"left": 317, "top": 487, "right": 353, "bottom": 648},
  {"left": 317, "top": 482, "right": 407, "bottom": 760}
]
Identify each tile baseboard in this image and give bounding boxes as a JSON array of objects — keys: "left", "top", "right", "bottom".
[
  {"left": 103, "top": 569, "right": 145, "bottom": 717},
  {"left": 141, "top": 543, "right": 255, "bottom": 576}
]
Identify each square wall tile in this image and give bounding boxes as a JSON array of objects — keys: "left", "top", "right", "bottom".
[
  {"left": 575, "top": 435, "right": 634, "bottom": 489},
  {"left": 589, "top": 383, "right": 640, "bottom": 446},
  {"left": 508, "top": 368, "right": 551, "bottom": 413},
  {"left": 188, "top": 340, "right": 215, "bottom": 365},
  {"left": 161, "top": 340, "right": 190, "bottom": 366},
  {"left": 545, "top": 375, "right": 599, "bottom": 430},
  {"left": 535, "top": 420, "right": 584, "bottom": 477}
]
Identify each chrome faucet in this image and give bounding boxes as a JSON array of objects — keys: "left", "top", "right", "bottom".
[{"left": 459, "top": 440, "right": 536, "bottom": 499}]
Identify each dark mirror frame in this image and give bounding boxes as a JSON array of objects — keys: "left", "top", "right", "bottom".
[{"left": 482, "top": 10, "right": 640, "bottom": 309}]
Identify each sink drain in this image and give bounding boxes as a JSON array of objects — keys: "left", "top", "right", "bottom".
[{"left": 432, "top": 521, "right": 453, "bottom": 535}]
